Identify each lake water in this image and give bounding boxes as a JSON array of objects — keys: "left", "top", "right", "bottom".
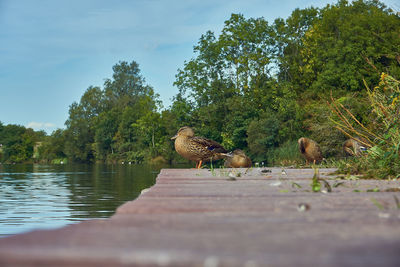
[{"left": 0, "top": 163, "right": 187, "bottom": 238}]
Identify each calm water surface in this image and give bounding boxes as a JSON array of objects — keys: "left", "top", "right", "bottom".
[{"left": 0, "top": 163, "right": 184, "bottom": 238}]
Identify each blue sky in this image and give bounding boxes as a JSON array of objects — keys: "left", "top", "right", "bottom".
[{"left": 1, "top": 0, "right": 398, "bottom": 134}]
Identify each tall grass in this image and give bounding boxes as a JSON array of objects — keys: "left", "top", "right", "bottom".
[
  {"left": 268, "top": 140, "right": 303, "bottom": 166},
  {"left": 329, "top": 73, "right": 400, "bottom": 179}
]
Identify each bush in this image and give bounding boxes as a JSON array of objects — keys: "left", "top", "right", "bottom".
[
  {"left": 330, "top": 73, "right": 400, "bottom": 179},
  {"left": 268, "top": 140, "right": 303, "bottom": 166},
  {"left": 247, "top": 113, "right": 280, "bottom": 162},
  {"left": 125, "top": 151, "right": 145, "bottom": 164}
]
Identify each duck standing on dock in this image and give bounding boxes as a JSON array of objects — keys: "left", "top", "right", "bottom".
[
  {"left": 171, "top": 126, "right": 228, "bottom": 169},
  {"left": 298, "top": 137, "right": 323, "bottom": 164},
  {"left": 224, "top": 149, "right": 252, "bottom": 168}
]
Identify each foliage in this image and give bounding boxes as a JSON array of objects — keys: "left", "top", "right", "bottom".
[
  {"left": 246, "top": 113, "right": 280, "bottom": 162},
  {"left": 303, "top": 95, "right": 372, "bottom": 158},
  {"left": 0, "top": 123, "right": 44, "bottom": 163},
  {"left": 274, "top": 6, "right": 319, "bottom": 90},
  {"left": 268, "top": 140, "right": 303, "bottom": 166},
  {"left": 330, "top": 73, "right": 400, "bottom": 178},
  {"left": 37, "top": 129, "right": 67, "bottom": 162},
  {"left": 60, "top": 61, "right": 165, "bottom": 163},
  {"left": 296, "top": 0, "right": 400, "bottom": 97},
  {"left": 174, "top": 13, "right": 306, "bottom": 158}
]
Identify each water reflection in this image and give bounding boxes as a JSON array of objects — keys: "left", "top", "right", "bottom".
[{"left": 0, "top": 163, "right": 187, "bottom": 237}]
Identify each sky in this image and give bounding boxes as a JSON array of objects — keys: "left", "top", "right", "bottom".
[{"left": 1, "top": 0, "right": 399, "bottom": 134}]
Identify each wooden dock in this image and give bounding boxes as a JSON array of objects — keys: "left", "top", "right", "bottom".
[{"left": 0, "top": 168, "right": 400, "bottom": 266}]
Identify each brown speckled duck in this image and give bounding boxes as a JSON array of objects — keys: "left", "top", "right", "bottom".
[
  {"left": 224, "top": 149, "right": 252, "bottom": 168},
  {"left": 171, "top": 126, "right": 228, "bottom": 169},
  {"left": 343, "top": 137, "right": 368, "bottom": 157},
  {"left": 298, "top": 137, "right": 323, "bottom": 164}
]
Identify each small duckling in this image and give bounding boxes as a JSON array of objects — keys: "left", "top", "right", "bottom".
[
  {"left": 298, "top": 137, "right": 323, "bottom": 164},
  {"left": 224, "top": 149, "right": 252, "bottom": 168},
  {"left": 171, "top": 126, "right": 228, "bottom": 169}
]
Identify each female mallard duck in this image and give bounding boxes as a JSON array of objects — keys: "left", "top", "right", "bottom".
[
  {"left": 171, "top": 126, "right": 228, "bottom": 169},
  {"left": 224, "top": 149, "right": 252, "bottom": 168},
  {"left": 298, "top": 137, "right": 323, "bottom": 164},
  {"left": 343, "top": 137, "right": 368, "bottom": 157}
]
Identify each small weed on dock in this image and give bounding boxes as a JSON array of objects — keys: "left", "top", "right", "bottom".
[{"left": 311, "top": 166, "right": 332, "bottom": 193}]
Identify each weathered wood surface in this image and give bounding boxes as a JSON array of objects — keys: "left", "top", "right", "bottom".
[{"left": 0, "top": 168, "right": 400, "bottom": 266}]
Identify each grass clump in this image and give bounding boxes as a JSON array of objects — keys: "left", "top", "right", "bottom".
[
  {"left": 329, "top": 73, "right": 400, "bottom": 179},
  {"left": 268, "top": 140, "right": 303, "bottom": 166}
]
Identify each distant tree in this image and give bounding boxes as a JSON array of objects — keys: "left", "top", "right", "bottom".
[
  {"left": 38, "top": 129, "right": 66, "bottom": 162},
  {"left": 64, "top": 86, "right": 103, "bottom": 162},
  {"left": 94, "top": 109, "right": 120, "bottom": 161},
  {"left": 101, "top": 61, "right": 161, "bottom": 162},
  {"left": 103, "top": 61, "right": 153, "bottom": 108},
  {"left": 0, "top": 124, "right": 37, "bottom": 163},
  {"left": 64, "top": 60, "right": 163, "bottom": 163}
]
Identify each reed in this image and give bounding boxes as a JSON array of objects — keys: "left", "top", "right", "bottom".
[{"left": 328, "top": 73, "right": 400, "bottom": 179}]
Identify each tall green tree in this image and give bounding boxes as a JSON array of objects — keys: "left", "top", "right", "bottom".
[
  {"left": 273, "top": 7, "right": 319, "bottom": 89},
  {"left": 63, "top": 60, "right": 163, "bottom": 163},
  {"left": 103, "top": 61, "right": 154, "bottom": 108},
  {"left": 102, "top": 61, "right": 161, "bottom": 162},
  {"left": 174, "top": 14, "right": 280, "bottom": 149},
  {"left": 297, "top": 0, "right": 400, "bottom": 97},
  {"left": 64, "top": 86, "right": 104, "bottom": 162}
]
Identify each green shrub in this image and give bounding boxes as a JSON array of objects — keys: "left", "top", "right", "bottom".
[
  {"left": 268, "top": 140, "right": 303, "bottom": 166},
  {"left": 331, "top": 73, "right": 400, "bottom": 179}
]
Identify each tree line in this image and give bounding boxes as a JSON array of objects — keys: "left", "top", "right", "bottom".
[{"left": 1, "top": 0, "right": 399, "bottom": 165}]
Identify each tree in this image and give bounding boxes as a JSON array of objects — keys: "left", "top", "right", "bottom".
[
  {"left": 38, "top": 129, "right": 67, "bottom": 162},
  {"left": 298, "top": 0, "right": 400, "bottom": 97},
  {"left": 94, "top": 109, "right": 120, "bottom": 161},
  {"left": 63, "top": 60, "right": 163, "bottom": 163},
  {"left": 174, "top": 14, "right": 280, "bottom": 150},
  {"left": 273, "top": 7, "right": 319, "bottom": 90},
  {"left": 0, "top": 124, "right": 38, "bottom": 163},
  {"left": 64, "top": 86, "right": 104, "bottom": 162},
  {"left": 104, "top": 61, "right": 152, "bottom": 108}
]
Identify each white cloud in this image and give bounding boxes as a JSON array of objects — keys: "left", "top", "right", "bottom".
[{"left": 26, "top": 122, "right": 57, "bottom": 131}]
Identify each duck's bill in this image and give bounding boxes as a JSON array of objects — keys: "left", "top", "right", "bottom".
[{"left": 171, "top": 134, "right": 178, "bottom": 140}]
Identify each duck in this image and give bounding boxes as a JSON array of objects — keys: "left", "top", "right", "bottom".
[
  {"left": 224, "top": 149, "right": 252, "bottom": 168},
  {"left": 298, "top": 137, "right": 323, "bottom": 164},
  {"left": 171, "top": 126, "right": 228, "bottom": 169},
  {"left": 343, "top": 137, "right": 368, "bottom": 157}
]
